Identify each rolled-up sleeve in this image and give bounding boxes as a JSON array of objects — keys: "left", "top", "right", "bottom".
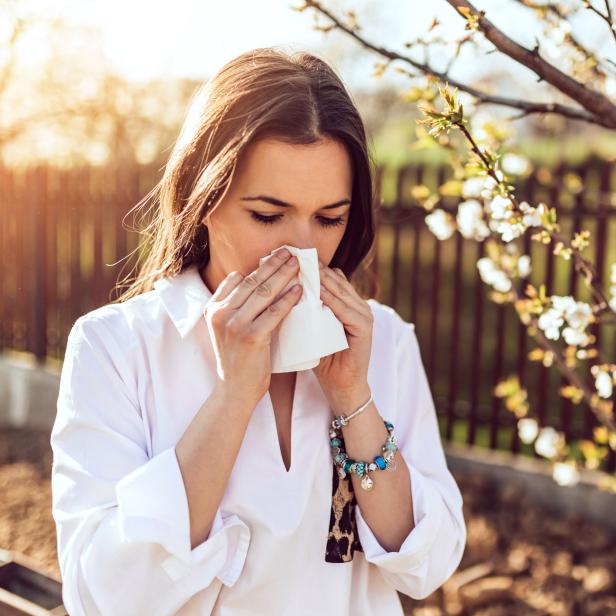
[
  {"left": 50, "top": 314, "right": 251, "bottom": 616},
  {"left": 355, "top": 314, "right": 466, "bottom": 600}
]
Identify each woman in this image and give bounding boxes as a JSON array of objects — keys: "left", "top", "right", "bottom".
[{"left": 50, "top": 47, "right": 466, "bottom": 615}]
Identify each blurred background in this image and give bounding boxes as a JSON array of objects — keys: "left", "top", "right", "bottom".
[{"left": 1, "top": 0, "right": 616, "bottom": 614}]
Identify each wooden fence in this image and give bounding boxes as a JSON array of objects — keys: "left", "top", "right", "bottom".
[{"left": 1, "top": 158, "right": 615, "bottom": 470}]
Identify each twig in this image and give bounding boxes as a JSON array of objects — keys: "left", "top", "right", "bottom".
[
  {"left": 584, "top": 0, "right": 616, "bottom": 44},
  {"left": 446, "top": 0, "right": 616, "bottom": 127},
  {"left": 511, "top": 284, "right": 616, "bottom": 432},
  {"left": 452, "top": 119, "right": 616, "bottom": 319},
  {"left": 294, "top": 1, "right": 609, "bottom": 127},
  {"left": 605, "top": 0, "right": 616, "bottom": 44}
]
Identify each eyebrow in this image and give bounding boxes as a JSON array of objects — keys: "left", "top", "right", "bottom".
[{"left": 240, "top": 195, "right": 351, "bottom": 210}]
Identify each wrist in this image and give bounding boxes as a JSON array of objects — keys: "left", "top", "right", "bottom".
[
  {"left": 327, "top": 382, "right": 372, "bottom": 417},
  {"left": 212, "top": 380, "right": 257, "bottom": 415}
]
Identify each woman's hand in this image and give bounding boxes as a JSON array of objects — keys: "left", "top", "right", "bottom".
[
  {"left": 313, "top": 259, "right": 374, "bottom": 415},
  {"left": 204, "top": 247, "right": 303, "bottom": 408}
]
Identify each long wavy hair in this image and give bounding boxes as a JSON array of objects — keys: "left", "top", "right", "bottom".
[{"left": 113, "top": 46, "right": 379, "bottom": 303}]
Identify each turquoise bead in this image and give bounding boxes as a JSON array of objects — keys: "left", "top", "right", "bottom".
[
  {"left": 343, "top": 460, "right": 353, "bottom": 473},
  {"left": 330, "top": 438, "right": 342, "bottom": 447},
  {"left": 385, "top": 442, "right": 396, "bottom": 450}
]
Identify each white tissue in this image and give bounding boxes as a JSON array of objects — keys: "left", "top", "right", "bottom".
[{"left": 259, "top": 245, "right": 349, "bottom": 373}]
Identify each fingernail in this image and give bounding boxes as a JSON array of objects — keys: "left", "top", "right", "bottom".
[{"left": 277, "top": 248, "right": 290, "bottom": 259}]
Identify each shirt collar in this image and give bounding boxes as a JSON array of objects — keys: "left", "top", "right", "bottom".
[{"left": 153, "top": 264, "right": 214, "bottom": 338}]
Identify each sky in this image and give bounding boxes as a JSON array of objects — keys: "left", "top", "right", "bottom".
[
  {"left": 22, "top": 0, "right": 568, "bottom": 89},
  {"left": 42, "top": 0, "right": 445, "bottom": 86},
  {"left": 13, "top": 0, "right": 615, "bottom": 101}
]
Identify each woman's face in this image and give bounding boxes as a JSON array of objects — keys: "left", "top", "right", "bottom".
[{"left": 200, "top": 137, "right": 353, "bottom": 293}]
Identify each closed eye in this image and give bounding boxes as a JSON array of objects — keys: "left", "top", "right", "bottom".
[{"left": 249, "top": 212, "right": 346, "bottom": 228}]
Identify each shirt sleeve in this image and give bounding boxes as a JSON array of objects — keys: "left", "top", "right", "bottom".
[
  {"left": 354, "top": 312, "right": 466, "bottom": 600},
  {"left": 50, "top": 314, "right": 251, "bottom": 616}
]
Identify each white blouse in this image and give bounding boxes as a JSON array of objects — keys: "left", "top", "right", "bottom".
[{"left": 50, "top": 263, "right": 466, "bottom": 616}]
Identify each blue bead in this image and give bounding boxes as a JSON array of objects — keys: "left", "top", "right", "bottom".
[
  {"left": 330, "top": 438, "right": 342, "bottom": 447},
  {"left": 385, "top": 421, "right": 394, "bottom": 430},
  {"left": 374, "top": 455, "right": 387, "bottom": 470}
]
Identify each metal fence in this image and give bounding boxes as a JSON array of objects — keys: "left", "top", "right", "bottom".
[{"left": 1, "top": 158, "right": 614, "bottom": 469}]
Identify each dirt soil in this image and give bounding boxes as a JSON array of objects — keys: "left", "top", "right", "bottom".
[{"left": 1, "top": 427, "right": 615, "bottom": 615}]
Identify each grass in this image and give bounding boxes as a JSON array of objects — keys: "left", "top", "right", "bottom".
[{"left": 371, "top": 115, "right": 616, "bottom": 172}]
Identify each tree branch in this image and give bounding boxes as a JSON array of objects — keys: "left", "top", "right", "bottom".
[
  {"left": 446, "top": 0, "right": 616, "bottom": 128},
  {"left": 583, "top": 0, "right": 616, "bottom": 44},
  {"left": 296, "top": 1, "right": 609, "bottom": 127},
  {"left": 511, "top": 0, "right": 610, "bottom": 80},
  {"left": 603, "top": 0, "right": 616, "bottom": 44}
]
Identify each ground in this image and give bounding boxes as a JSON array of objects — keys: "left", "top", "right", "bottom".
[{"left": 1, "top": 427, "right": 615, "bottom": 615}]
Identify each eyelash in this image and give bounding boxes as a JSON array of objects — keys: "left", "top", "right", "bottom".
[{"left": 249, "top": 212, "right": 346, "bottom": 228}]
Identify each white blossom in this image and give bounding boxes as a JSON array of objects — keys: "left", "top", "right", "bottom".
[
  {"left": 534, "top": 426, "right": 562, "bottom": 459},
  {"left": 519, "top": 201, "right": 543, "bottom": 227},
  {"left": 537, "top": 295, "right": 593, "bottom": 344},
  {"left": 425, "top": 209, "right": 455, "bottom": 240},
  {"left": 518, "top": 418, "right": 539, "bottom": 444},
  {"left": 551, "top": 295, "right": 577, "bottom": 315},
  {"left": 563, "top": 301, "right": 592, "bottom": 331},
  {"left": 552, "top": 461, "right": 580, "bottom": 487},
  {"left": 609, "top": 263, "right": 616, "bottom": 312},
  {"left": 502, "top": 222, "right": 525, "bottom": 243},
  {"left": 487, "top": 195, "right": 513, "bottom": 220},
  {"left": 517, "top": 255, "right": 531, "bottom": 277},
  {"left": 595, "top": 371, "right": 613, "bottom": 399},
  {"left": 479, "top": 170, "right": 504, "bottom": 199},
  {"left": 477, "top": 257, "right": 512, "bottom": 292},
  {"left": 562, "top": 327, "right": 590, "bottom": 347},
  {"left": 457, "top": 199, "right": 490, "bottom": 241},
  {"left": 462, "top": 176, "right": 486, "bottom": 199},
  {"left": 501, "top": 153, "right": 530, "bottom": 175},
  {"left": 485, "top": 196, "right": 527, "bottom": 243},
  {"left": 489, "top": 218, "right": 525, "bottom": 243},
  {"left": 537, "top": 308, "right": 564, "bottom": 340}
]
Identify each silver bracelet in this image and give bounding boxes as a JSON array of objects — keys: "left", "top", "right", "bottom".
[{"left": 331, "top": 391, "right": 373, "bottom": 430}]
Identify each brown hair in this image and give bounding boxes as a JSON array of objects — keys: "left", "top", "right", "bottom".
[{"left": 113, "top": 46, "right": 378, "bottom": 303}]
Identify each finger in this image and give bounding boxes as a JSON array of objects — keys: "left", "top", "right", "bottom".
[
  {"left": 224, "top": 247, "right": 294, "bottom": 310},
  {"left": 318, "top": 259, "right": 359, "bottom": 298},
  {"left": 210, "top": 270, "right": 245, "bottom": 303},
  {"left": 320, "top": 283, "right": 370, "bottom": 337},
  {"left": 320, "top": 267, "right": 371, "bottom": 317},
  {"left": 227, "top": 251, "right": 301, "bottom": 323},
  {"left": 240, "top": 254, "right": 301, "bottom": 322},
  {"left": 251, "top": 282, "right": 303, "bottom": 338}
]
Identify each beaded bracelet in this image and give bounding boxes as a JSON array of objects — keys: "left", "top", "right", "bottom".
[{"left": 329, "top": 393, "right": 399, "bottom": 491}]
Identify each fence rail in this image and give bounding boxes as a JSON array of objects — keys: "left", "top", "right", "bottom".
[{"left": 1, "top": 158, "right": 615, "bottom": 470}]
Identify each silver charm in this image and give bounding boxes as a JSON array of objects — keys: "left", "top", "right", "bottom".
[
  {"left": 361, "top": 473, "right": 374, "bottom": 490},
  {"left": 385, "top": 457, "right": 397, "bottom": 471}
]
